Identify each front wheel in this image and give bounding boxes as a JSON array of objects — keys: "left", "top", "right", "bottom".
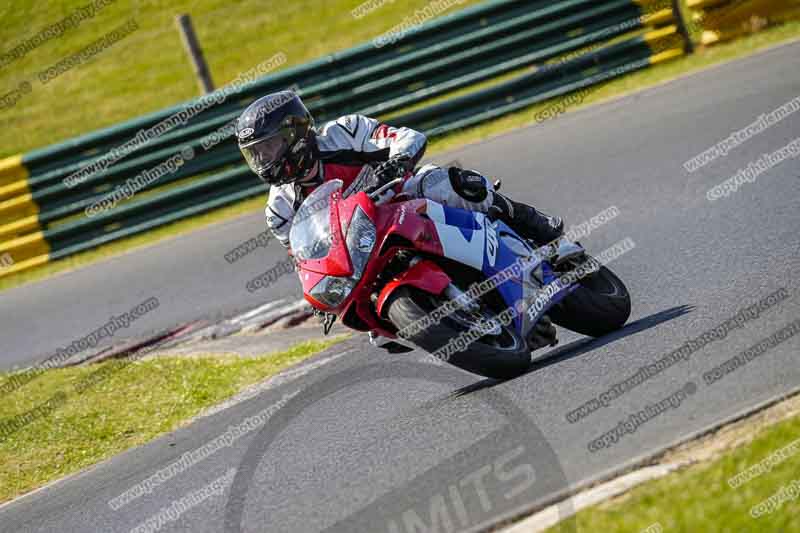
[
  {"left": 385, "top": 287, "right": 531, "bottom": 379},
  {"left": 548, "top": 264, "right": 631, "bottom": 337}
]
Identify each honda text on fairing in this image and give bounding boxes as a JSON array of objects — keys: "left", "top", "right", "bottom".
[{"left": 290, "top": 175, "right": 631, "bottom": 379}]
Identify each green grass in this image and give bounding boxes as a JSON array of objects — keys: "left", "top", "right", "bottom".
[
  {"left": 0, "top": 0, "right": 485, "bottom": 158},
  {"left": 0, "top": 336, "right": 345, "bottom": 504},
  {"left": 546, "top": 413, "right": 800, "bottom": 533},
  {"left": 1, "top": 3, "right": 798, "bottom": 295}
]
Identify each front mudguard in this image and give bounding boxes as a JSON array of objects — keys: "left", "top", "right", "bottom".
[{"left": 375, "top": 259, "right": 451, "bottom": 317}]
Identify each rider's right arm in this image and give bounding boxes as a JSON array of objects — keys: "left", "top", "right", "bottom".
[{"left": 265, "top": 184, "right": 297, "bottom": 248}]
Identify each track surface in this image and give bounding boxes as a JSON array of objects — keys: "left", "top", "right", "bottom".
[{"left": 1, "top": 42, "right": 799, "bottom": 533}]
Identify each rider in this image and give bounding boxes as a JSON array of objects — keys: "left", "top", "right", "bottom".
[{"left": 235, "top": 91, "right": 564, "bottom": 249}]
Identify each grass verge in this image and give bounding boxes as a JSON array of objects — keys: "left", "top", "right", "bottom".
[
  {"left": 0, "top": 336, "right": 345, "bottom": 504},
  {"left": 2, "top": 23, "right": 799, "bottom": 294},
  {"left": 545, "top": 402, "right": 800, "bottom": 532}
]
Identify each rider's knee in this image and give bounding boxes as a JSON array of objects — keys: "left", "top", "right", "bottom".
[{"left": 448, "top": 167, "right": 490, "bottom": 203}]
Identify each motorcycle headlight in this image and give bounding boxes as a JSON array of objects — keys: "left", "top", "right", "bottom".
[
  {"left": 310, "top": 207, "right": 376, "bottom": 308},
  {"left": 309, "top": 276, "right": 357, "bottom": 308},
  {"left": 345, "top": 206, "right": 376, "bottom": 279}
]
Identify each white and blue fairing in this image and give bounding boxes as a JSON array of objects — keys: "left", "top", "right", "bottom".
[{"left": 425, "top": 201, "right": 576, "bottom": 334}]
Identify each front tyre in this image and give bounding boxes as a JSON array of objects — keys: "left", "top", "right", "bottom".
[
  {"left": 548, "top": 265, "right": 631, "bottom": 337},
  {"left": 385, "top": 287, "right": 531, "bottom": 379}
]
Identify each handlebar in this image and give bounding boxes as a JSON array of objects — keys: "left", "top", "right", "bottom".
[{"left": 367, "top": 177, "right": 404, "bottom": 204}]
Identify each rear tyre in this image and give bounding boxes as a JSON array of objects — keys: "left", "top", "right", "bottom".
[
  {"left": 548, "top": 265, "right": 631, "bottom": 337},
  {"left": 386, "top": 287, "right": 531, "bottom": 379}
]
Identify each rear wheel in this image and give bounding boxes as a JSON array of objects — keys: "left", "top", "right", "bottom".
[
  {"left": 548, "top": 264, "right": 631, "bottom": 337},
  {"left": 386, "top": 287, "right": 531, "bottom": 379}
]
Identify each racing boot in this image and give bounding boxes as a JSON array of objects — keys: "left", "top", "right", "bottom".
[{"left": 489, "top": 192, "right": 564, "bottom": 246}]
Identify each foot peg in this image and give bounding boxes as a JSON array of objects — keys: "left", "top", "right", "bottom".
[
  {"left": 527, "top": 315, "right": 558, "bottom": 351},
  {"left": 553, "top": 237, "right": 585, "bottom": 265}
]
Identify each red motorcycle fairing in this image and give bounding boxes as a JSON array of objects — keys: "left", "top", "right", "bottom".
[
  {"left": 295, "top": 187, "right": 451, "bottom": 337},
  {"left": 374, "top": 259, "right": 451, "bottom": 317}
]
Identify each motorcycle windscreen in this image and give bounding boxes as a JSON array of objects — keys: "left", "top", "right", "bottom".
[{"left": 289, "top": 179, "right": 352, "bottom": 277}]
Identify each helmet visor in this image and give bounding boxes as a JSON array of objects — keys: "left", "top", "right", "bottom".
[{"left": 240, "top": 134, "right": 289, "bottom": 176}]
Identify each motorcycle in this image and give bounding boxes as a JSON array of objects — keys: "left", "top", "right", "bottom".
[{"left": 289, "top": 176, "right": 631, "bottom": 379}]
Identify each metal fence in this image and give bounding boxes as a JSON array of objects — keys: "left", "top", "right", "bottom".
[{"left": 0, "top": 0, "right": 690, "bottom": 278}]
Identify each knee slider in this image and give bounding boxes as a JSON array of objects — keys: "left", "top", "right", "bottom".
[{"left": 448, "top": 167, "right": 489, "bottom": 203}]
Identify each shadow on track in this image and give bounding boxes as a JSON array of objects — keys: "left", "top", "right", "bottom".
[{"left": 446, "top": 305, "right": 695, "bottom": 399}]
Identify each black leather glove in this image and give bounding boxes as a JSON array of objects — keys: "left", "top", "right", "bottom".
[{"left": 374, "top": 154, "right": 411, "bottom": 183}]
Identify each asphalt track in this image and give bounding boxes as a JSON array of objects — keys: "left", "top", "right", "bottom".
[{"left": 1, "top": 41, "right": 799, "bottom": 533}]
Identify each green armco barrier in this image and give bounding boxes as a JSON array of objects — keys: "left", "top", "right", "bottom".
[
  {"left": 20, "top": 0, "right": 524, "bottom": 173},
  {"left": 0, "top": 0, "right": 688, "bottom": 278},
  {"left": 48, "top": 180, "right": 264, "bottom": 261},
  {"left": 390, "top": 33, "right": 659, "bottom": 132},
  {"left": 25, "top": 1, "right": 641, "bottom": 192},
  {"left": 23, "top": 0, "right": 610, "bottom": 181},
  {"left": 44, "top": 165, "right": 259, "bottom": 253}
]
